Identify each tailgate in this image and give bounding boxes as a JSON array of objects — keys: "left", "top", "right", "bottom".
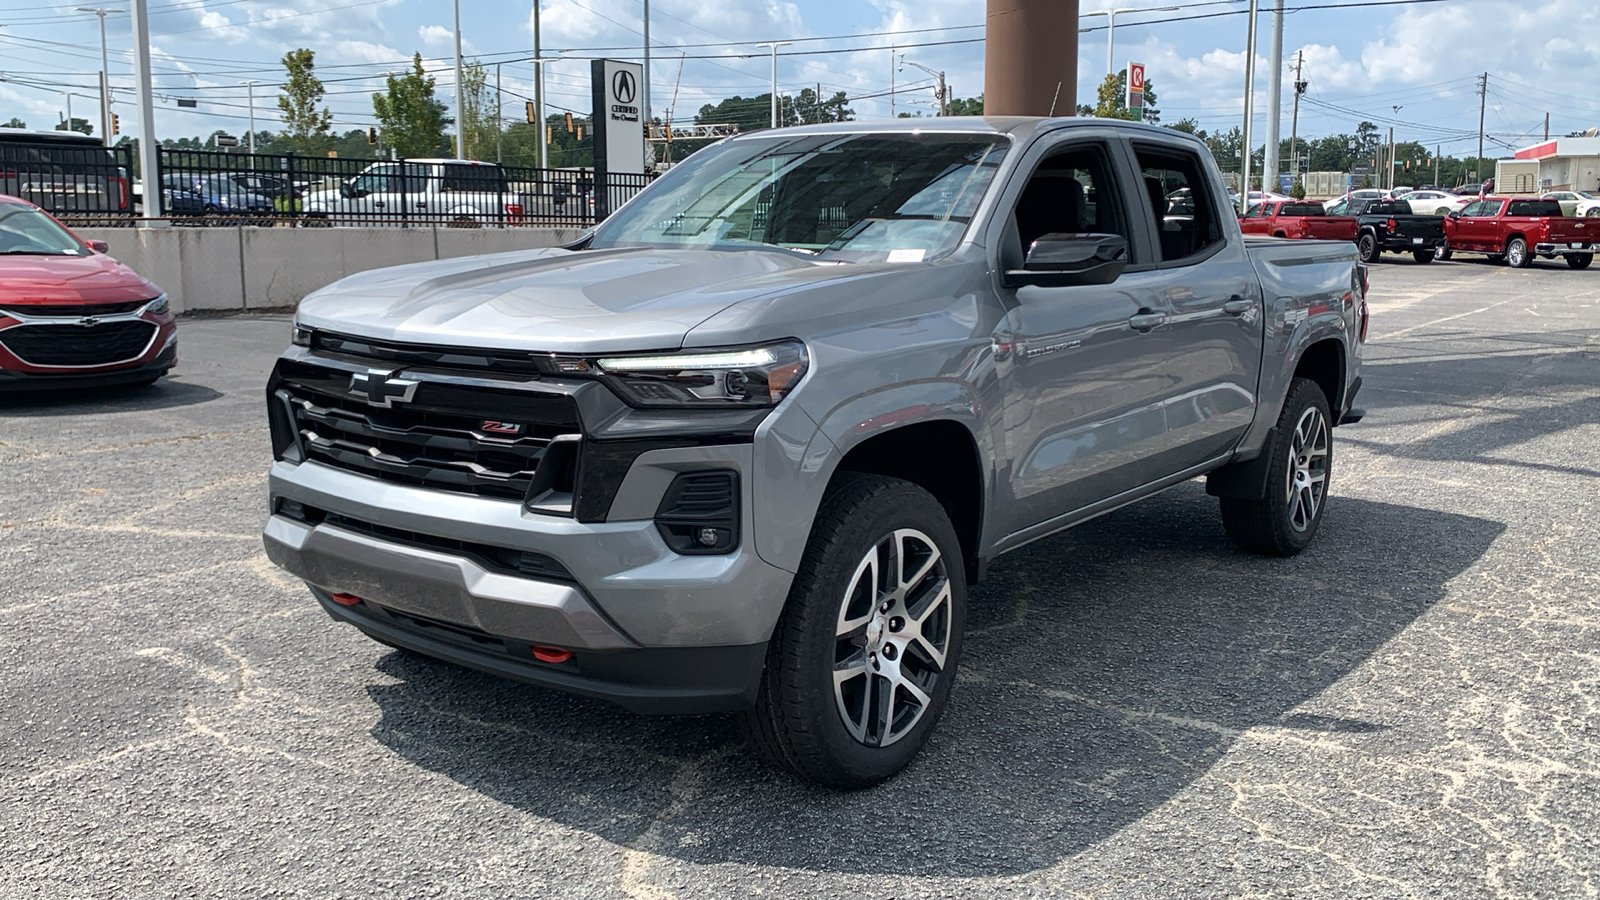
[
  {"left": 1546, "top": 218, "right": 1598, "bottom": 243},
  {"left": 1393, "top": 216, "right": 1445, "bottom": 240}
]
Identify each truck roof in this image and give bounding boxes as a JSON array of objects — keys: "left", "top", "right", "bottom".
[
  {"left": 0, "top": 127, "right": 106, "bottom": 146},
  {"left": 724, "top": 116, "right": 1204, "bottom": 147}
]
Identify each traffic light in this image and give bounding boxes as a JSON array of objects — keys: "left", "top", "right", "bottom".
[
  {"left": 565, "top": 112, "right": 573, "bottom": 133},
  {"left": 546, "top": 125, "right": 552, "bottom": 143},
  {"left": 366, "top": 126, "right": 377, "bottom": 145},
  {"left": 525, "top": 101, "right": 535, "bottom": 124},
  {"left": 576, "top": 124, "right": 583, "bottom": 141},
  {"left": 109, "top": 112, "right": 119, "bottom": 135}
]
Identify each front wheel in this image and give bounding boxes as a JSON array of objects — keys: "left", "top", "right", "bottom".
[
  {"left": 1586, "top": 208, "right": 1600, "bottom": 218},
  {"left": 1436, "top": 244, "right": 1453, "bottom": 261},
  {"left": 1219, "top": 378, "right": 1333, "bottom": 556},
  {"left": 1569, "top": 253, "right": 1594, "bottom": 270},
  {"left": 1357, "top": 233, "right": 1380, "bottom": 263},
  {"left": 1413, "top": 249, "right": 1435, "bottom": 264},
  {"left": 1506, "top": 237, "right": 1531, "bottom": 268},
  {"left": 743, "top": 474, "right": 966, "bottom": 789}
]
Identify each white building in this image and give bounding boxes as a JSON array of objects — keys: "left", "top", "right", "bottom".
[{"left": 1513, "top": 136, "right": 1600, "bottom": 192}]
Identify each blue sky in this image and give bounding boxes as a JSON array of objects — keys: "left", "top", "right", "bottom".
[{"left": 1, "top": 0, "right": 1597, "bottom": 157}]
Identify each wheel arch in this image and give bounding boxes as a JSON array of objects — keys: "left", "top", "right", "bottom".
[
  {"left": 829, "top": 420, "right": 986, "bottom": 585},
  {"left": 1293, "top": 336, "right": 1346, "bottom": 415}
]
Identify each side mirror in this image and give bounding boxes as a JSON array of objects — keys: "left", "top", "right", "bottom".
[
  {"left": 341, "top": 182, "right": 364, "bottom": 199},
  {"left": 1447, "top": 211, "right": 1459, "bottom": 219},
  {"left": 85, "top": 239, "right": 110, "bottom": 254},
  {"left": 1005, "top": 233, "right": 1129, "bottom": 289}
]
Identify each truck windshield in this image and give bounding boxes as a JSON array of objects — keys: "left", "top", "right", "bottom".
[{"left": 590, "top": 132, "right": 1010, "bottom": 262}]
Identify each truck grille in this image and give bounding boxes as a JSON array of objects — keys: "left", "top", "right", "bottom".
[
  {"left": 0, "top": 320, "right": 157, "bottom": 366},
  {"left": 273, "top": 361, "right": 581, "bottom": 503}
]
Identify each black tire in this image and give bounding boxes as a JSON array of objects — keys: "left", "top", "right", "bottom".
[
  {"left": 1436, "top": 245, "right": 1453, "bottom": 261},
  {"left": 1570, "top": 253, "right": 1594, "bottom": 270},
  {"left": 1506, "top": 237, "right": 1531, "bottom": 268},
  {"left": 1357, "top": 232, "right": 1380, "bottom": 263},
  {"left": 1219, "top": 378, "right": 1334, "bottom": 557},
  {"left": 1412, "top": 249, "right": 1434, "bottom": 264},
  {"left": 1487, "top": 253, "right": 1506, "bottom": 265},
  {"left": 1587, "top": 209, "right": 1600, "bottom": 218},
  {"left": 743, "top": 473, "right": 967, "bottom": 789}
]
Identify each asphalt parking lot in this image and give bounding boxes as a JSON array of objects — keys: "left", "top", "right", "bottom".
[{"left": 3, "top": 255, "right": 1598, "bottom": 898}]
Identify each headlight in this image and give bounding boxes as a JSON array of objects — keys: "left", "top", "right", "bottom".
[
  {"left": 291, "top": 318, "right": 312, "bottom": 347},
  {"left": 141, "top": 294, "right": 169, "bottom": 316},
  {"left": 595, "top": 340, "right": 808, "bottom": 408}
]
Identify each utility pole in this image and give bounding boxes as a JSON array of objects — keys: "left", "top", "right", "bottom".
[
  {"left": 129, "top": 0, "right": 159, "bottom": 218},
  {"left": 533, "top": 0, "right": 546, "bottom": 169},
  {"left": 242, "top": 80, "right": 256, "bottom": 156},
  {"left": 495, "top": 64, "right": 502, "bottom": 163},
  {"left": 1240, "top": 0, "right": 1260, "bottom": 211},
  {"left": 759, "top": 42, "right": 792, "bottom": 128},
  {"left": 1434, "top": 145, "right": 1440, "bottom": 185},
  {"left": 1263, "top": 0, "right": 1284, "bottom": 191},
  {"left": 901, "top": 59, "right": 948, "bottom": 116},
  {"left": 642, "top": 0, "right": 650, "bottom": 129},
  {"left": 890, "top": 45, "right": 896, "bottom": 118},
  {"left": 452, "top": 0, "right": 465, "bottom": 159},
  {"left": 1289, "top": 50, "right": 1304, "bottom": 187},
  {"left": 1386, "top": 126, "right": 1394, "bottom": 190},
  {"left": 77, "top": 8, "right": 122, "bottom": 142},
  {"left": 1476, "top": 72, "right": 1487, "bottom": 185},
  {"left": 1544, "top": 111, "right": 1549, "bottom": 142}
]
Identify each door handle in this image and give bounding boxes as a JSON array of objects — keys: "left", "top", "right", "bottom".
[
  {"left": 372, "top": 201, "right": 386, "bottom": 208},
  {"left": 1223, "top": 296, "right": 1254, "bottom": 316},
  {"left": 1128, "top": 310, "right": 1167, "bottom": 332}
]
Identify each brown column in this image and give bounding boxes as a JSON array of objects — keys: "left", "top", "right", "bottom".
[{"left": 984, "top": 0, "right": 1080, "bottom": 116}]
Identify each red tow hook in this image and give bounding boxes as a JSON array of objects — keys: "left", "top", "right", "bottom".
[
  {"left": 531, "top": 645, "right": 574, "bottom": 664},
  {"left": 331, "top": 592, "right": 363, "bottom": 606}
]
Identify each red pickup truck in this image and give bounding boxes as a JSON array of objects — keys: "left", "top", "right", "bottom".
[
  {"left": 1238, "top": 200, "right": 1359, "bottom": 242},
  {"left": 1439, "top": 197, "right": 1595, "bottom": 269}
]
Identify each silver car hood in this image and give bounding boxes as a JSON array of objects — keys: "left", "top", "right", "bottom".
[{"left": 294, "top": 246, "right": 859, "bottom": 354}]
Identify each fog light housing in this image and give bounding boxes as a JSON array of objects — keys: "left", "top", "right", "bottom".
[{"left": 654, "top": 470, "right": 739, "bottom": 555}]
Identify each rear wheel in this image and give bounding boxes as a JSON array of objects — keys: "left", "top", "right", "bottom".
[
  {"left": 1220, "top": 378, "right": 1333, "bottom": 557},
  {"left": 1412, "top": 249, "right": 1435, "bottom": 264},
  {"left": 1569, "top": 253, "right": 1594, "bottom": 270},
  {"left": 1357, "top": 233, "right": 1380, "bottom": 263},
  {"left": 1487, "top": 253, "right": 1506, "bottom": 265},
  {"left": 743, "top": 474, "right": 966, "bottom": 788},
  {"left": 1506, "top": 237, "right": 1531, "bottom": 268},
  {"left": 1434, "top": 207, "right": 1451, "bottom": 216},
  {"left": 1436, "top": 244, "right": 1453, "bottom": 261}
]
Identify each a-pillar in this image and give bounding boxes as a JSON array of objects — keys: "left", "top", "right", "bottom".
[{"left": 984, "top": 0, "right": 1080, "bottom": 117}]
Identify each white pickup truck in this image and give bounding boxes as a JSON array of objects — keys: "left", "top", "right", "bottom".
[{"left": 299, "top": 158, "right": 517, "bottom": 226}]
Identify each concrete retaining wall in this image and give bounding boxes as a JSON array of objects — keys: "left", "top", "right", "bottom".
[{"left": 74, "top": 225, "right": 585, "bottom": 314}]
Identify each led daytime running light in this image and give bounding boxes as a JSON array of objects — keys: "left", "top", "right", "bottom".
[{"left": 597, "top": 348, "right": 778, "bottom": 372}]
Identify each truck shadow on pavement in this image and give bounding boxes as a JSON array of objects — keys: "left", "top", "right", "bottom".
[
  {"left": 362, "top": 484, "right": 1503, "bottom": 877},
  {"left": 0, "top": 378, "right": 221, "bottom": 416}
]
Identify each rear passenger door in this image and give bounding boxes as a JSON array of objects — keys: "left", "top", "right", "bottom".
[{"left": 1127, "top": 138, "right": 1264, "bottom": 471}]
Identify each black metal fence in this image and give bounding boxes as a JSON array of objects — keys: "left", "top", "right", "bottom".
[
  {"left": 1, "top": 140, "right": 136, "bottom": 221},
  {"left": 27, "top": 146, "right": 653, "bottom": 228}
]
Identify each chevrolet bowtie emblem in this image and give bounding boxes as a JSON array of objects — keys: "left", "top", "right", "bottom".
[{"left": 348, "top": 369, "right": 419, "bottom": 408}]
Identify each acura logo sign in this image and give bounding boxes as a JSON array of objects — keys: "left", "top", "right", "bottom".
[
  {"left": 612, "top": 70, "right": 637, "bottom": 104},
  {"left": 348, "top": 369, "right": 419, "bottom": 408}
]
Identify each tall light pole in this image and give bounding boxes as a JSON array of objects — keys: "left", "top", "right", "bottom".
[
  {"left": 1263, "top": 0, "right": 1283, "bottom": 191},
  {"left": 1240, "top": 0, "right": 1260, "bottom": 212},
  {"left": 1080, "top": 6, "right": 1178, "bottom": 76},
  {"left": 642, "top": 0, "right": 650, "bottom": 128},
  {"left": 900, "top": 58, "right": 947, "bottom": 116},
  {"left": 242, "top": 80, "right": 257, "bottom": 156},
  {"left": 758, "top": 42, "right": 792, "bottom": 129},
  {"left": 128, "top": 0, "right": 158, "bottom": 218},
  {"left": 530, "top": 57, "right": 560, "bottom": 169},
  {"left": 452, "top": 0, "right": 466, "bottom": 159},
  {"left": 77, "top": 7, "right": 123, "bottom": 141}
]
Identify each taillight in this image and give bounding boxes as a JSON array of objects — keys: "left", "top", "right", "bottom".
[
  {"left": 1386, "top": 218, "right": 1396, "bottom": 232},
  {"left": 1360, "top": 301, "right": 1370, "bottom": 342},
  {"left": 113, "top": 176, "right": 128, "bottom": 210},
  {"left": 505, "top": 202, "right": 524, "bottom": 221}
]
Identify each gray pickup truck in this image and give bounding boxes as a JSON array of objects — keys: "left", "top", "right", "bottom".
[{"left": 263, "top": 118, "right": 1368, "bottom": 788}]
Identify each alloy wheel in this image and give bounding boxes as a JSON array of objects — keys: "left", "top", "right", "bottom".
[
  {"left": 1285, "top": 406, "right": 1329, "bottom": 533},
  {"left": 833, "top": 528, "right": 953, "bottom": 748}
]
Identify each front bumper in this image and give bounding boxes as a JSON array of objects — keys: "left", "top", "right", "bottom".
[{"left": 0, "top": 343, "right": 175, "bottom": 391}]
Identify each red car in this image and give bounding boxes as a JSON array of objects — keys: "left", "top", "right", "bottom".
[
  {"left": 0, "top": 195, "right": 175, "bottom": 390},
  {"left": 1239, "top": 200, "right": 1360, "bottom": 242},
  {"left": 1439, "top": 197, "right": 1596, "bottom": 269}
]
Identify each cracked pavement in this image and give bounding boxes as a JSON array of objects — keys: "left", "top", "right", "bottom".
[{"left": 2, "top": 260, "right": 1598, "bottom": 898}]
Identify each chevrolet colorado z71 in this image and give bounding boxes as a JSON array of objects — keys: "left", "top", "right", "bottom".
[{"left": 263, "top": 118, "right": 1368, "bottom": 787}]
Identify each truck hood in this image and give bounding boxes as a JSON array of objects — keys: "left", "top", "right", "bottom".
[{"left": 294, "top": 246, "right": 861, "bottom": 353}]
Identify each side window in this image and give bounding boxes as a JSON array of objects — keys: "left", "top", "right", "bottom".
[
  {"left": 1134, "top": 144, "right": 1226, "bottom": 264},
  {"left": 1010, "top": 142, "right": 1129, "bottom": 252}
]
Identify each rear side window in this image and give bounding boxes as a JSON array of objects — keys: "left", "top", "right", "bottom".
[
  {"left": 1508, "top": 199, "right": 1561, "bottom": 217},
  {"left": 442, "top": 165, "right": 508, "bottom": 192},
  {"left": 1280, "top": 203, "right": 1326, "bottom": 216},
  {"left": 1134, "top": 144, "right": 1225, "bottom": 264}
]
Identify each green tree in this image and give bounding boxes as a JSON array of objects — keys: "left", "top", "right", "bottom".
[
  {"left": 790, "top": 88, "right": 854, "bottom": 125},
  {"left": 55, "top": 117, "right": 94, "bottom": 135},
  {"left": 277, "top": 49, "right": 335, "bottom": 155},
  {"left": 459, "top": 61, "right": 500, "bottom": 161},
  {"left": 3, "top": 117, "right": 26, "bottom": 128},
  {"left": 1290, "top": 178, "right": 1307, "bottom": 199},
  {"left": 1088, "top": 70, "right": 1160, "bottom": 123},
  {"left": 372, "top": 54, "right": 452, "bottom": 158},
  {"left": 947, "top": 95, "right": 983, "bottom": 116},
  {"left": 1167, "top": 118, "right": 1204, "bottom": 137}
]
